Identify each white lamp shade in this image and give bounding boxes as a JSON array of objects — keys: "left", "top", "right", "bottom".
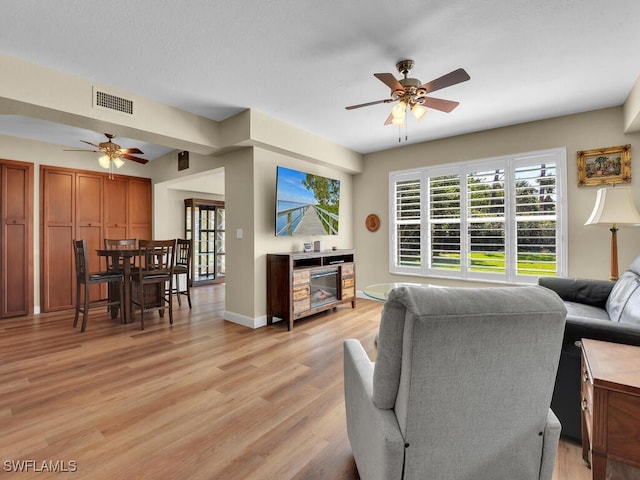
[
  {"left": 98, "top": 155, "right": 111, "bottom": 169},
  {"left": 585, "top": 187, "right": 640, "bottom": 226},
  {"left": 391, "top": 101, "right": 406, "bottom": 120},
  {"left": 113, "top": 157, "right": 125, "bottom": 168},
  {"left": 411, "top": 103, "right": 427, "bottom": 121}
]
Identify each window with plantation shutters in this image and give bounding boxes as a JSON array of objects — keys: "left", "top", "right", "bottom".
[
  {"left": 392, "top": 176, "right": 422, "bottom": 270},
  {"left": 430, "top": 174, "right": 461, "bottom": 271},
  {"left": 467, "top": 168, "right": 506, "bottom": 275},
  {"left": 389, "top": 148, "right": 567, "bottom": 283}
]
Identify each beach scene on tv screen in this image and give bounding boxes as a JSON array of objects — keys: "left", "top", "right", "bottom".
[{"left": 276, "top": 166, "right": 340, "bottom": 236}]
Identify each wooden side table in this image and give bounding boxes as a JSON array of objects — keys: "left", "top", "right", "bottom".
[{"left": 580, "top": 338, "right": 640, "bottom": 479}]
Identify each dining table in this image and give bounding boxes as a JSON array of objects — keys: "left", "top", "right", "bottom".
[{"left": 96, "top": 248, "right": 141, "bottom": 324}]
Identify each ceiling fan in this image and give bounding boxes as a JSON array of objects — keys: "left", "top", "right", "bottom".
[
  {"left": 345, "top": 60, "right": 470, "bottom": 127},
  {"left": 64, "top": 133, "right": 149, "bottom": 170}
]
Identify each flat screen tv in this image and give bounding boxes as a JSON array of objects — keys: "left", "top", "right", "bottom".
[{"left": 275, "top": 166, "right": 340, "bottom": 236}]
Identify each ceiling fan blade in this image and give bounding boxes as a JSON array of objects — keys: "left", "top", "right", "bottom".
[
  {"left": 345, "top": 99, "right": 393, "bottom": 110},
  {"left": 80, "top": 140, "right": 102, "bottom": 149},
  {"left": 374, "top": 73, "right": 403, "bottom": 92},
  {"left": 119, "top": 147, "right": 144, "bottom": 155},
  {"left": 384, "top": 112, "right": 394, "bottom": 126},
  {"left": 420, "top": 68, "right": 470, "bottom": 94},
  {"left": 421, "top": 96, "right": 460, "bottom": 113},
  {"left": 64, "top": 149, "right": 99, "bottom": 152},
  {"left": 120, "top": 154, "right": 149, "bottom": 165}
]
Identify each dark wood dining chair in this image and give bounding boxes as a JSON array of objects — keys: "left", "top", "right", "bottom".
[
  {"left": 72, "top": 239, "right": 125, "bottom": 332},
  {"left": 172, "top": 239, "right": 192, "bottom": 308},
  {"left": 103, "top": 238, "right": 137, "bottom": 271},
  {"left": 131, "top": 239, "right": 176, "bottom": 330}
]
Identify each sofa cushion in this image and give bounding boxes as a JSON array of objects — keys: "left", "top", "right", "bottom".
[
  {"left": 629, "top": 255, "right": 640, "bottom": 275},
  {"left": 606, "top": 270, "right": 640, "bottom": 322},
  {"left": 565, "top": 301, "right": 611, "bottom": 322},
  {"left": 619, "top": 287, "right": 640, "bottom": 325}
]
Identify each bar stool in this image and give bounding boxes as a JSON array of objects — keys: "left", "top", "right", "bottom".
[
  {"left": 131, "top": 239, "right": 176, "bottom": 330},
  {"left": 173, "top": 239, "right": 192, "bottom": 308},
  {"left": 72, "top": 239, "right": 124, "bottom": 332}
]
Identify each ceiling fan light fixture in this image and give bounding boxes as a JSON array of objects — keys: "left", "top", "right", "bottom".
[
  {"left": 98, "top": 155, "right": 111, "bottom": 169},
  {"left": 412, "top": 103, "right": 427, "bottom": 121},
  {"left": 391, "top": 100, "right": 407, "bottom": 120},
  {"left": 391, "top": 116, "right": 404, "bottom": 126},
  {"left": 113, "top": 157, "right": 125, "bottom": 168}
]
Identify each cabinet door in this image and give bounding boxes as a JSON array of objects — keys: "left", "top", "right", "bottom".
[
  {"left": 292, "top": 269, "right": 311, "bottom": 313},
  {"left": 129, "top": 178, "right": 151, "bottom": 240},
  {"left": 104, "top": 177, "right": 128, "bottom": 239},
  {"left": 341, "top": 263, "right": 355, "bottom": 300},
  {"left": 76, "top": 173, "right": 104, "bottom": 297},
  {"left": 1, "top": 162, "right": 33, "bottom": 317},
  {"left": 42, "top": 169, "right": 76, "bottom": 311}
]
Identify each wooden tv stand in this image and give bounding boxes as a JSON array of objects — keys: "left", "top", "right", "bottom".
[{"left": 267, "top": 249, "right": 356, "bottom": 330}]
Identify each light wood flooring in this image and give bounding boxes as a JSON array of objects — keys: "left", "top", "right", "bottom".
[{"left": 0, "top": 285, "right": 592, "bottom": 479}]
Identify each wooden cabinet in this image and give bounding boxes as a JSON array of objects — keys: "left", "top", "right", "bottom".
[
  {"left": 267, "top": 250, "right": 356, "bottom": 330},
  {"left": 0, "top": 160, "right": 33, "bottom": 317},
  {"left": 581, "top": 339, "right": 640, "bottom": 479},
  {"left": 41, "top": 166, "right": 151, "bottom": 312}
]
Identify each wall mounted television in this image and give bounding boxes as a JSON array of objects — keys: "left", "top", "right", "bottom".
[{"left": 275, "top": 166, "right": 340, "bottom": 237}]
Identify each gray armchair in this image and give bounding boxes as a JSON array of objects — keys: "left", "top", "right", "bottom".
[{"left": 344, "top": 285, "right": 567, "bottom": 480}]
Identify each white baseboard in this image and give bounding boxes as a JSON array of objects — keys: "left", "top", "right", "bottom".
[{"left": 223, "top": 310, "right": 268, "bottom": 329}]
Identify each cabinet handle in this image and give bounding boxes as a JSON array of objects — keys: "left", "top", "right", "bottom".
[
  {"left": 581, "top": 398, "right": 588, "bottom": 411},
  {"left": 583, "top": 370, "right": 589, "bottom": 382}
]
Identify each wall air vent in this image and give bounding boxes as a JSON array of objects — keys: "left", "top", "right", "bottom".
[{"left": 93, "top": 88, "right": 135, "bottom": 116}]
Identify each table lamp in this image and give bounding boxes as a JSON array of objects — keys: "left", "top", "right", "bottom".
[{"left": 585, "top": 186, "right": 640, "bottom": 281}]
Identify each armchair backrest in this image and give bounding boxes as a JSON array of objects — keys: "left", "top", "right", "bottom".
[{"left": 373, "top": 285, "right": 566, "bottom": 479}]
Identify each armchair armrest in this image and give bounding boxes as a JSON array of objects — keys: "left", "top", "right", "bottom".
[
  {"left": 564, "top": 316, "right": 640, "bottom": 349},
  {"left": 539, "top": 409, "right": 561, "bottom": 480},
  {"left": 538, "top": 277, "right": 613, "bottom": 309},
  {"left": 343, "top": 339, "right": 404, "bottom": 480}
]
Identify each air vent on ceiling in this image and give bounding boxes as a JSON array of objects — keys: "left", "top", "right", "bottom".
[{"left": 93, "top": 88, "right": 135, "bottom": 116}]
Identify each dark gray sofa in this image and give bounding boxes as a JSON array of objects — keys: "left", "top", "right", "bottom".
[{"left": 538, "top": 256, "right": 640, "bottom": 441}]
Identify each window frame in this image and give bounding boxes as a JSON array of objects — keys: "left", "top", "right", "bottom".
[{"left": 388, "top": 148, "right": 567, "bottom": 284}]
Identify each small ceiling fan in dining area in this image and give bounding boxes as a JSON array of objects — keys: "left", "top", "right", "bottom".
[{"left": 64, "top": 133, "right": 148, "bottom": 177}]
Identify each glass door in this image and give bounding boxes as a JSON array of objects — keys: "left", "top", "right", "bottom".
[{"left": 185, "top": 199, "right": 225, "bottom": 285}]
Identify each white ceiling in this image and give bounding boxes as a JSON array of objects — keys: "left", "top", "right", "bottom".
[{"left": 1, "top": 0, "right": 640, "bottom": 157}]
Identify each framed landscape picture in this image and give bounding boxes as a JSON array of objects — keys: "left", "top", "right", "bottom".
[{"left": 577, "top": 144, "right": 631, "bottom": 186}]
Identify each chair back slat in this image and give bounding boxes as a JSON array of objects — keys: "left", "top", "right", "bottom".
[
  {"left": 72, "top": 239, "right": 90, "bottom": 283},
  {"left": 175, "top": 239, "right": 191, "bottom": 271},
  {"left": 104, "top": 239, "right": 137, "bottom": 271},
  {"left": 104, "top": 238, "right": 137, "bottom": 249},
  {"left": 138, "top": 239, "right": 176, "bottom": 274}
]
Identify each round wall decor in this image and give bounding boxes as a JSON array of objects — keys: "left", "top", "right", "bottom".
[{"left": 365, "top": 214, "right": 380, "bottom": 232}]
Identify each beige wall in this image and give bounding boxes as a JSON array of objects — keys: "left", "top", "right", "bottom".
[
  {"left": 354, "top": 107, "right": 640, "bottom": 289},
  {"left": 221, "top": 146, "right": 355, "bottom": 327}
]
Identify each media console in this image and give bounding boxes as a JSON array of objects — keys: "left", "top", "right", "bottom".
[{"left": 266, "top": 249, "right": 356, "bottom": 330}]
